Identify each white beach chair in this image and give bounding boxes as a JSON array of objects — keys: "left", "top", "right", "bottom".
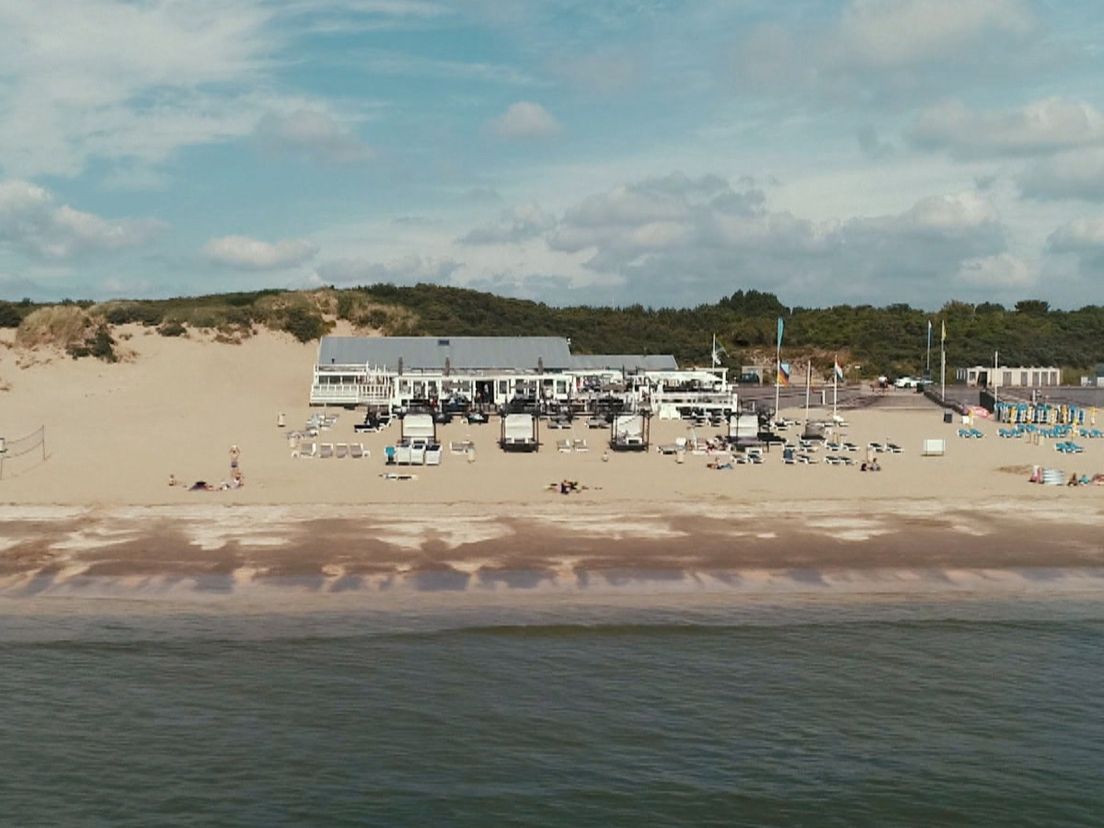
[
  {"left": 335, "top": 443, "right": 348, "bottom": 459},
  {"left": 573, "top": 438, "right": 589, "bottom": 452},
  {"left": 556, "top": 439, "right": 573, "bottom": 453},
  {"left": 319, "top": 443, "right": 334, "bottom": 459},
  {"left": 294, "top": 442, "right": 318, "bottom": 459}
]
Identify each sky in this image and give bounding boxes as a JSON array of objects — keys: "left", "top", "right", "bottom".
[{"left": 2, "top": 0, "right": 1104, "bottom": 310}]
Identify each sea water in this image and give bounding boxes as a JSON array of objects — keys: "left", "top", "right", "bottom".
[{"left": 1, "top": 591, "right": 1102, "bottom": 826}]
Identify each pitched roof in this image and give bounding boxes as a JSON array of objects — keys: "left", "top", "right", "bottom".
[
  {"left": 570, "top": 354, "right": 679, "bottom": 372},
  {"left": 318, "top": 336, "right": 573, "bottom": 371}
]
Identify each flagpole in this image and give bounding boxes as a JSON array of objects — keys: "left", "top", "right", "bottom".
[
  {"left": 803, "top": 360, "right": 811, "bottom": 430},
  {"left": 940, "top": 319, "right": 947, "bottom": 403},
  {"left": 774, "top": 317, "right": 783, "bottom": 423},
  {"left": 926, "top": 320, "right": 932, "bottom": 380},
  {"left": 833, "top": 356, "right": 838, "bottom": 421}
]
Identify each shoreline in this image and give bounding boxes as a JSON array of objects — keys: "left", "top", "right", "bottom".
[{"left": 3, "top": 498, "right": 1103, "bottom": 600}]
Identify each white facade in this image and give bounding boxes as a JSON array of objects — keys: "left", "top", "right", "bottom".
[
  {"left": 309, "top": 336, "right": 733, "bottom": 415},
  {"left": 956, "top": 366, "right": 1062, "bottom": 388}
]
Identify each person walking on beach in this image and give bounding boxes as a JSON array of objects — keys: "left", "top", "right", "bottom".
[{"left": 229, "top": 444, "right": 240, "bottom": 473}]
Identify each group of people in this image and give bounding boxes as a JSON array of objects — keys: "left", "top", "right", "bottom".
[
  {"left": 550, "top": 479, "right": 583, "bottom": 495},
  {"left": 859, "top": 459, "right": 881, "bottom": 472},
  {"left": 169, "top": 445, "right": 246, "bottom": 491}
]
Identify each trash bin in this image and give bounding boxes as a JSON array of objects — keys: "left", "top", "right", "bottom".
[{"left": 943, "top": 412, "right": 953, "bottom": 424}]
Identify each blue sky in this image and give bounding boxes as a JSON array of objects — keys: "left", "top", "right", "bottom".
[{"left": 3, "top": 0, "right": 1104, "bottom": 309}]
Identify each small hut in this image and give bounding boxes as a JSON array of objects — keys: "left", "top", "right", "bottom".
[{"left": 610, "top": 412, "right": 650, "bottom": 452}]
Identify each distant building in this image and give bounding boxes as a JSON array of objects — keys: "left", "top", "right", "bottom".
[
  {"left": 956, "top": 365, "right": 1062, "bottom": 388},
  {"left": 309, "top": 336, "right": 729, "bottom": 412}
]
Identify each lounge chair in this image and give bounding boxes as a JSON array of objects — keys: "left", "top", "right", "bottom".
[
  {"left": 886, "top": 443, "right": 904, "bottom": 453},
  {"left": 319, "top": 443, "right": 334, "bottom": 458},
  {"left": 335, "top": 443, "right": 348, "bottom": 459},
  {"left": 573, "top": 438, "right": 589, "bottom": 452},
  {"left": 294, "top": 441, "right": 318, "bottom": 459},
  {"left": 782, "top": 447, "right": 795, "bottom": 465},
  {"left": 349, "top": 443, "right": 364, "bottom": 459},
  {"left": 450, "top": 440, "right": 473, "bottom": 454},
  {"left": 556, "top": 439, "right": 573, "bottom": 453}
]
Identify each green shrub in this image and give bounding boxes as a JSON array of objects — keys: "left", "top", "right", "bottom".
[
  {"left": 67, "top": 324, "right": 118, "bottom": 363},
  {"left": 283, "top": 306, "right": 328, "bottom": 342},
  {"left": 0, "top": 302, "right": 23, "bottom": 328},
  {"left": 158, "top": 321, "right": 187, "bottom": 337}
]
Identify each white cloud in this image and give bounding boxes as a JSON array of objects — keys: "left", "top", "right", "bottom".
[
  {"left": 254, "top": 109, "right": 374, "bottom": 164},
  {"left": 911, "top": 98, "right": 1104, "bottom": 159},
  {"left": 731, "top": 0, "right": 1039, "bottom": 103},
  {"left": 828, "top": 0, "right": 1034, "bottom": 70},
  {"left": 458, "top": 204, "right": 555, "bottom": 244},
  {"left": 956, "top": 253, "right": 1036, "bottom": 288},
  {"left": 0, "top": 179, "right": 163, "bottom": 258},
  {"left": 315, "top": 254, "right": 460, "bottom": 285},
  {"left": 1047, "top": 217, "right": 1104, "bottom": 252},
  {"left": 489, "top": 101, "right": 561, "bottom": 139},
  {"left": 0, "top": 0, "right": 274, "bottom": 177},
  {"left": 534, "top": 174, "right": 1006, "bottom": 306},
  {"left": 1019, "top": 149, "right": 1104, "bottom": 201},
  {"left": 354, "top": 49, "right": 538, "bottom": 85},
  {"left": 203, "top": 235, "right": 319, "bottom": 270}
]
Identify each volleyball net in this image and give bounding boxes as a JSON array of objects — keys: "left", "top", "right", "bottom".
[{"left": 0, "top": 425, "right": 46, "bottom": 479}]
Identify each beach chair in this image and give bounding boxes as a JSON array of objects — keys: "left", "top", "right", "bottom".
[
  {"left": 556, "top": 439, "right": 573, "bottom": 453},
  {"left": 797, "top": 453, "right": 818, "bottom": 464},
  {"left": 349, "top": 443, "right": 364, "bottom": 459},
  {"left": 886, "top": 443, "right": 904, "bottom": 453},
  {"left": 335, "top": 443, "right": 348, "bottom": 459},
  {"left": 573, "top": 438, "right": 589, "bottom": 452},
  {"left": 294, "top": 441, "right": 318, "bottom": 459},
  {"left": 782, "top": 447, "right": 795, "bottom": 464},
  {"left": 842, "top": 442, "right": 858, "bottom": 452},
  {"left": 319, "top": 443, "right": 334, "bottom": 458}
]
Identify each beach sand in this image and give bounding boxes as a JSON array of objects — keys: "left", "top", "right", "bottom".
[{"left": 2, "top": 325, "right": 1103, "bottom": 598}]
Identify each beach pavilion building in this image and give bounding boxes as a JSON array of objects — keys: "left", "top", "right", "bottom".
[
  {"left": 956, "top": 365, "right": 1062, "bottom": 389},
  {"left": 308, "top": 335, "right": 729, "bottom": 414}
]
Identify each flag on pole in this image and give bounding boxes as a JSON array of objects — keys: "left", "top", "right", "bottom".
[
  {"left": 776, "top": 317, "right": 784, "bottom": 350},
  {"left": 777, "top": 362, "right": 791, "bottom": 386},
  {"left": 834, "top": 357, "right": 844, "bottom": 382},
  {"left": 941, "top": 319, "right": 946, "bottom": 345}
]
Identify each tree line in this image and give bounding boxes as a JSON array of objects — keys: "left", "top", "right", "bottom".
[{"left": 2, "top": 287, "right": 1102, "bottom": 378}]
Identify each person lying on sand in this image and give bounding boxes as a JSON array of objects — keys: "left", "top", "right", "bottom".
[{"left": 189, "top": 481, "right": 215, "bottom": 491}]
